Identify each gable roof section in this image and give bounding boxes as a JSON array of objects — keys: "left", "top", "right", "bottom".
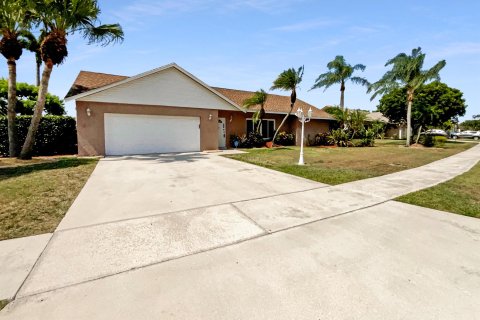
[
  {"left": 65, "top": 71, "right": 128, "bottom": 98},
  {"left": 212, "top": 87, "right": 334, "bottom": 120},
  {"left": 65, "top": 63, "right": 243, "bottom": 112}
]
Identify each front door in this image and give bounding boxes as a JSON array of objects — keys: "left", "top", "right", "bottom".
[{"left": 218, "top": 118, "right": 226, "bottom": 149}]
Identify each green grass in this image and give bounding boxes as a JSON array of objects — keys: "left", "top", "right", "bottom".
[
  {"left": 0, "top": 300, "right": 9, "bottom": 311},
  {"left": 226, "top": 140, "right": 473, "bottom": 185},
  {"left": 397, "top": 162, "right": 480, "bottom": 218},
  {"left": 0, "top": 158, "right": 98, "bottom": 240}
]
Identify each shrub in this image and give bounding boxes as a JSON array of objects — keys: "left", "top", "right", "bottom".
[
  {"left": 419, "top": 134, "right": 434, "bottom": 147},
  {"left": 433, "top": 136, "right": 447, "bottom": 147},
  {"left": 241, "top": 132, "right": 265, "bottom": 148},
  {"left": 358, "top": 128, "right": 376, "bottom": 147},
  {"left": 0, "top": 115, "right": 77, "bottom": 156},
  {"left": 309, "top": 132, "right": 333, "bottom": 146},
  {"left": 230, "top": 132, "right": 264, "bottom": 148},
  {"left": 274, "top": 132, "right": 295, "bottom": 146},
  {"left": 328, "top": 128, "right": 351, "bottom": 147}
]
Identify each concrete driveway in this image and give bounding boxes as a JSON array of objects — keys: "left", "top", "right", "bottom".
[
  {"left": 2, "top": 145, "right": 480, "bottom": 319},
  {"left": 58, "top": 152, "right": 324, "bottom": 230}
]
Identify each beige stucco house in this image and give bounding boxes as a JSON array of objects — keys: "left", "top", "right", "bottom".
[{"left": 65, "top": 63, "right": 334, "bottom": 156}]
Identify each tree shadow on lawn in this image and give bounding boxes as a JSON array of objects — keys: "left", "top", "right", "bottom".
[{"left": 0, "top": 158, "right": 97, "bottom": 181}]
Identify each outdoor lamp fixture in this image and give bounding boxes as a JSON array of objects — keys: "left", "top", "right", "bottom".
[
  {"left": 208, "top": 114, "right": 212, "bottom": 120},
  {"left": 296, "top": 107, "right": 312, "bottom": 165},
  {"left": 86, "top": 107, "right": 92, "bottom": 117},
  {"left": 229, "top": 115, "right": 233, "bottom": 123}
]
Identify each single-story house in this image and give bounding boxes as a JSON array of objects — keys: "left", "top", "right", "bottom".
[
  {"left": 366, "top": 112, "right": 407, "bottom": 139},
  {"left": 65, "top": 63, "right": 334, "bottom": 156}
]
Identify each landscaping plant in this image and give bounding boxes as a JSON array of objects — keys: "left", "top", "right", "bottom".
[
  {"left": 270, "top": 66, "right": 304, "bottom": 143},
  {"left": 19, "top": 0, "right": 124, "bottom": 159},
  {"left": 311, "top": 55, "right": 369, "bottom": 110},
  {"left": 368, "top": 47, "right": 446, "bottom": 147},
  {"left": 274, "top": 132, "right": 295, "bottom": 146}
]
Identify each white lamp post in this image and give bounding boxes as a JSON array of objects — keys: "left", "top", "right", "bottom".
[{"left": 296, "top": 107, "right": 312, "bottom": 165}]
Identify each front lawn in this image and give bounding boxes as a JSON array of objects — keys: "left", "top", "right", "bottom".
[
  {"left": 0, "top": 158, "right": 98, "bottom": 240},
  {"left": 397, "top": 162, "right": 480, "bottom": 218},
  {"left": 225, "top": 140, "right": 473, "bottom": 185}
]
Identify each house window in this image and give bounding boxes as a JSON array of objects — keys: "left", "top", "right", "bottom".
[{"left": 246, "top": 119, "right": 275, "bottom": 139}]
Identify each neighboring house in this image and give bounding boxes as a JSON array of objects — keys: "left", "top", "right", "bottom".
[
  {"left": 366, "top": 111, "right": 407, "bottom": 139},
  {"left": 66, "top": 63, "right": 334, "bottom": 156}
]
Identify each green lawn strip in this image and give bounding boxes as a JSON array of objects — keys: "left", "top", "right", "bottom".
[
  {"left": 0, "top": 300, "right": 9, "bottom": 311},
  {"left": 226, "top": 140, "right": 473, "bottom": 185},
  {"left": 397, "top": 162, "right": 480, "bottom": 218},
  {"left": 0, "top": 158, "right": 98, "bottom": 240}
]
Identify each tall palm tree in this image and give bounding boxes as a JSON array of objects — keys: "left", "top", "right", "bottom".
[
  {"left": 0, "top": 0, "right": 29, "bottom": 157},
  {"left": 19, "top": 0, "right": 124, "bottom": 159},
  {"left": 21, "top": 31, "right": 45, "bottom": 86},
  {"left": 368, "top": 47, "right": 446, "bottom": 147},
  {"left": 311, "top": 55, "right": 369, "bottom": 110},
  {"left": 270, "top": 66, "right": 304, "bottom": 143},
  {"left": 242, "top": 89, "right": 268, "bottom": 134}
]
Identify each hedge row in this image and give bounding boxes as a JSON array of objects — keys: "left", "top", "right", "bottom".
[{"left": 0, "top": 115, "right": 77, "bottom": 156}]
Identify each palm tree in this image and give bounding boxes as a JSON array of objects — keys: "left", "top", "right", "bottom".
[
  {"left": 21, "top": 31, "right": 45, "bottom": 86},
  {"left": 270, "top": 66, "right": 304, "bottom": 143},
  {"left": 19, "top": 0, "right": 124, "bottom": 159},
  {"left": 0, "top": 0, "right": 29, "bottom": 157},
  {"left": 368, "top": 47, "right": 446, "bottom": 147},
  {"left": 311, "top": 56, "right": 369, "bottom": 110},
  {"left": 242, "top": 89, "right": 268, "bottom": 134}
]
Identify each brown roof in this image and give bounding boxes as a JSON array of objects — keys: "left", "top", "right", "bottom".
[
  {"left": 213, "top": 87, "right": 333, "bottom": 119},
  {"left": 65, "top": 71, "right": 128, "bottom": 98},
  {"left": 65, "top": 71, "right": 333, "bottom": 120}
]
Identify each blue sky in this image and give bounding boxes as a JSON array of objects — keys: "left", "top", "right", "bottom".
[{"left": 2, "top": 0, "right": 479, "bottom": 119}]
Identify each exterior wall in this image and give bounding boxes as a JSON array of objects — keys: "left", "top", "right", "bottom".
[
  {"left": 218, "top": 110, "right": 330, "bottom": 147},
  {"left": 219, "top": 111, "right": 297, "bottom": 147},
  {"left": 76, "top": 101, "right": 218, "bottom": 156},
  {"left": 293, "top": 119, "right": 331, "bottom": 146},
  {"left": 385, "top": 124, "right": 407, "bottom": 139}
]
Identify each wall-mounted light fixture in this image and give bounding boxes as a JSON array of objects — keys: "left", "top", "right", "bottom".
[
  {"left": 86, "top": 107, "right": 92, "bottom": 117},
  {"left": 229, "top": 115, "right": 233, "bottom": 123},
  {"left": 208, "top": 114, "right": 212, "bottom": 121}
]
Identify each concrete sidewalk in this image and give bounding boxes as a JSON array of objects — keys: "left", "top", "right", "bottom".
[
  {"left": 0, "top": 234, "right": 51, "bottom": 301},
  {"left": 2, "top": 202, "right": 479, "bottom": 319}
]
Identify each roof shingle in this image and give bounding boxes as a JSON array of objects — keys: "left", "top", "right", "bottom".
[
  {"left": 213, "top": 87, "right": 333, "bottom": 119},
  {"left": 65, "top": 71, "right": 333, "bottom": 119},
  {"left": 65, "top": 71, "right": 128, "bottom": 98}
]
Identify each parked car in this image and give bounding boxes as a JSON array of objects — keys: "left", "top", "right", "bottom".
[
  {"left": 424, "top": 129, "right": 448, "bottom": 136},
  {"left": 451, "top": 130, "right": 480, "bottom": 140}
]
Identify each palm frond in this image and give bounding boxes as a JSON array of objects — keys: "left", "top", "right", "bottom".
[
  {"left": 242, "top": 89, "right": 267, "bottom": 109},
  {"left": 84, "top": 23, "right": 124, "bottom": 45},
  {"left": 270, "top": 66, "right": 303, "bottom": 91}
]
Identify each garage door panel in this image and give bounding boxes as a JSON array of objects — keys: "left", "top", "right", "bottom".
[{"left": 104, "top": 114, "right": 200, "bottom": 155}]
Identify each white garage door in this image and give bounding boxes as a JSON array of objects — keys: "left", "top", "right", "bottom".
[{"left": 104, "top": 113, "right": 200, "bottom": 155}]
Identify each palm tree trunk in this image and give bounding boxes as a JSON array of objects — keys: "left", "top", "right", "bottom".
[
  {"left": 19, "top": 62, "right": 53, "bottom": 159},
  {"left": 340, "top": 80, "right": 345, "bottom": 110},
  {"left": 36, "top": 61, "right": 41, "bottom": 87},
  {"left": 415, "top": 125, "right": 422, "bottom": 144},
  {"left": 272, "top": 103, "right": 294, "bottom": 144},
  {"left": 7, "top": 58, "right": 17, "bottom": 157},
  {"left": 406, "top": 92, "right": 413, "bottom": 147}
]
